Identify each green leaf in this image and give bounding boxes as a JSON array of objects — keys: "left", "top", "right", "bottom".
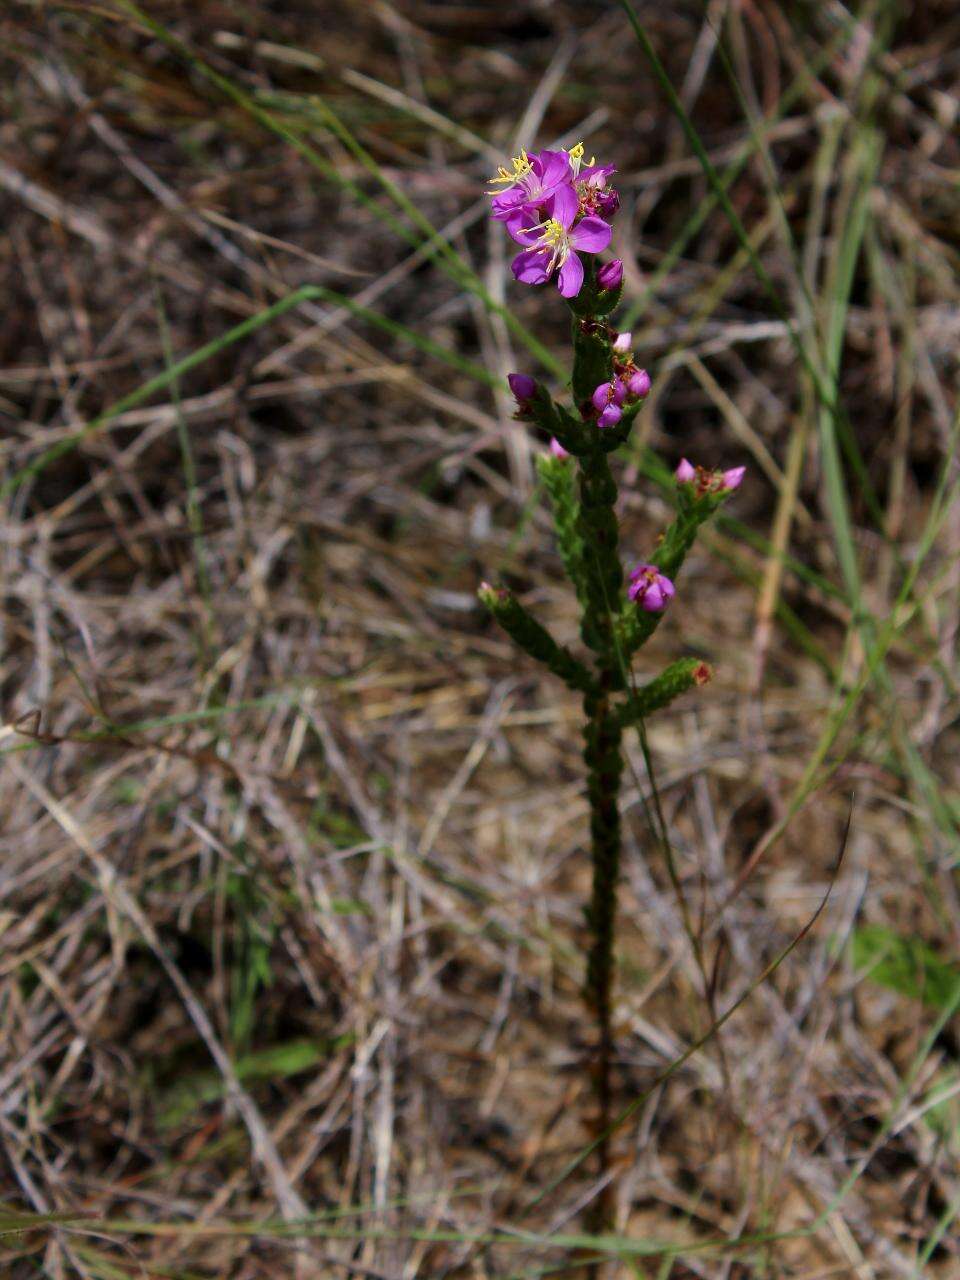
[
  {"left": 852, "top": 925, "right": 960, "bottom": 1009},
  {"left": 156, "top": 1036, "right": 352, "bottom": 1130}
]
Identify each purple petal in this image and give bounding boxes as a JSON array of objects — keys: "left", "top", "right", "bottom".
[
  {"left": 537, "top": 149, "right": 573, "bottom": 188},
  {"left": 629, "top": 563, "right": 656, "bottom": 581},
  {"left": 580, "top": 162, "right": 617, "bottom": 187},
  {"left": 507, "top": 211, "right": 541, "bottom": 245},
  {"left": 556, "top": 252, "right": 584, "bottom": 298},
  {"left": 722, "top": 465, "right": 746, "bottom": 491},
  {"left": 597, "top": 404, "right": 622, "bottom": 429},
  {"left": 641, "top": 584, "right": 665, "bottom": 611},
  {"left": 511, "top": 249, "right": 551, "bottom": 286},
  {"left": 612, "top": 378, "right": 627, "bottom": 405},
  {"left": 491, "top": 187, "right": 526, "bottom": 215},
  {"left": 627, "top": 369, "right": 651, "bottom": 398},
  {"left": 591, "top": 381, "right": 612, "bottom": 411},
  {"left": 569, "top": 216, "right": 612, "bottom": 254},
  {"left": 508, "top": 373, "right": 536, "bottom": 402},
  {"left": 547, "top": 182, "right": 579, "bottom": 227}
]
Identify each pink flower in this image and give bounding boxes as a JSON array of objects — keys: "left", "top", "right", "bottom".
[
  {"left": 627, "top": 564, "right": 675, "bottom": 612},
  {"left": 489, "top": 149, "right": 575, "bottom": 223},
  {"left": 549, "top": 437, "right": 570, "bottom": 460},
  {"left": 592, "top": 378, "right": 626, "bottom": 429},
  {"left": 612, "top": 331, "right": 632, "bottom": 353},
  {"left": 510, "top": 208, "right": 613, "bottom": 298},
  {"left": 597, "top": 259, "right": 623, "bottom": 291},
  {"left": 591, "top": 380, "right": 627, "bottom": 411},
  {"left": 573, "top": 157, "right": 620, "bottom": 219},
  {"left": 675, "top": 459, "right": 747, "bottom": 495}
]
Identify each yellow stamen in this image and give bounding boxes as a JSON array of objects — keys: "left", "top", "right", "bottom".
[
  {"left": 487, "top": 149, "right": 533, "bottom": 189},
  {"left": 566, "top": 141, "right": 596, "bottom": 176},
  {"left": 531, "top": 218, "right": 571, "bottom": 272}
]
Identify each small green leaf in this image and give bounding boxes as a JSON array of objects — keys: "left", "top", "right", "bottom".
[
  {"left": 156, "top": 1036, "right": 353, "bottom": 1129},
  {"left": 852, "top": 925, "right": 960, "bottom": 1009}
]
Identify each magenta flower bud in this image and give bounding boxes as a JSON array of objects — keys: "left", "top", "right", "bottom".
[
  {"left": 626, "top": 369, "right": 651, "bottom": 399},
  {"left": 627, "top": 564, "right": 676, "bottom": 612},
  {"left": 508, "top": 372, "right": 537, "bottom": 403},
  {"left": 612, "top": 331, "right": 632, "bottom": 354},
  {"left": 591, "top": 381, "right": 614, "bottom": 412},
  {"left": 597, "top": 258, "right": 623, "bottom": 291},
  {"left": 549, "top": 437, "right": 570, "bottom": 460},
  {"left": 598, "top": 404, "right": 622, "bottom": 430},
  {"left": 596, "top": 190, "right": 620, "bottom": 218},
  {"left": 675, "top": 458, "right": 696, "bottom": 484},
  {"left": 721, "top": 465, "right": 746, "bottom": 491}
]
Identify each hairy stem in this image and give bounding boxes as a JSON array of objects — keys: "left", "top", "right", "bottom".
[
  {"left": 583, "top": 680, "right": 623, "bottom": 1219},
  {"left": 575, "top": 441, "right": 624, "bottom": 1230}
]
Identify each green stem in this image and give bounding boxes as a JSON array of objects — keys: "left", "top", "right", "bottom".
[
  {"left": 574, "top": 442, "right": 624, "bottom": 1227},
  {"left": 582, "top": 681, "right": 623, "bottom": 1215}
]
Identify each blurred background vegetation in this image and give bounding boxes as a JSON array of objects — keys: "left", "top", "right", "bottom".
[{"left": 1, "top": 0, "right": 959, "bottom": 1275}]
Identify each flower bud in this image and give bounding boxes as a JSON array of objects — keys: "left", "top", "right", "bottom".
[
  {"left": 549, "top": 437, "right": 570, "bottom": 460},
  {"left": 597, "top": 258, "right": 623, "bottom": 291},
  {"left": 592, "top": 379, "right": 627, "bottom": 412},
  {"left": 507, "top": 372, "right": 536, "bottom": 404},
  {"left": 721, "top": 466, "right": 746, "bottom": 492},
  {"left": 675, "top": 458, "right": 696, "bottom": 484},
  {"left": 627, "top": 564, "right": 675, "bottom": 612},
  {"left": 478, "top": 580, "right": 506, "bottom": 608},
  {"left": 626, "top": 369, "right": 651, "bottom": 399},
  {"left": 612, "top": 331, "right": 632, "bottom": 353},
  {"left": 598, "top": 404, "right": 622, "bottom": 430}
]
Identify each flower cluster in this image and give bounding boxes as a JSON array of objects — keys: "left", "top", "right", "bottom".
[
  {"left": 627, "top": 564, "right": 675, "bottom": 612},
  {"left": 489, "top": 143, "right": 620, "bottom": 298},
  {"left": 675, "top": 458, "right": 745, "bottom": 494},
  {"left": 491, "top": 143, "right": 746, "bottom": 623},
  {"left": 590, "top": 329, "right": 651, "bottom": 429}
]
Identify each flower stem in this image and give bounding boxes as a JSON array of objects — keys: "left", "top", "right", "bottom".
[
  {"left": 583, "top": 680, "right": 623, "bottom": 1224},
  {"left": 575, "top": 439, "right": 624, "bottom": 1230}
]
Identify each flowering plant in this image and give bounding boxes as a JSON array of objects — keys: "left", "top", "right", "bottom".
[{"left": 479, "top": 142, "right": 743, "bottom": 1205}]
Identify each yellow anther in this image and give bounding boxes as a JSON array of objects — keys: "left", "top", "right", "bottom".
[
  {"left": 567, "top": 141, "right": 596, "bottom": 176},
  {"left": 487, "top": 149, "right": 533, "bottom": 188},
  {"left": 530, "top": 218, "right": 571, "bottom": 271}
]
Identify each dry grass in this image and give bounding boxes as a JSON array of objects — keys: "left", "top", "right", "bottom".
[{"left": 1, "top": 1, "right": 960, "bottom": 1276}]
